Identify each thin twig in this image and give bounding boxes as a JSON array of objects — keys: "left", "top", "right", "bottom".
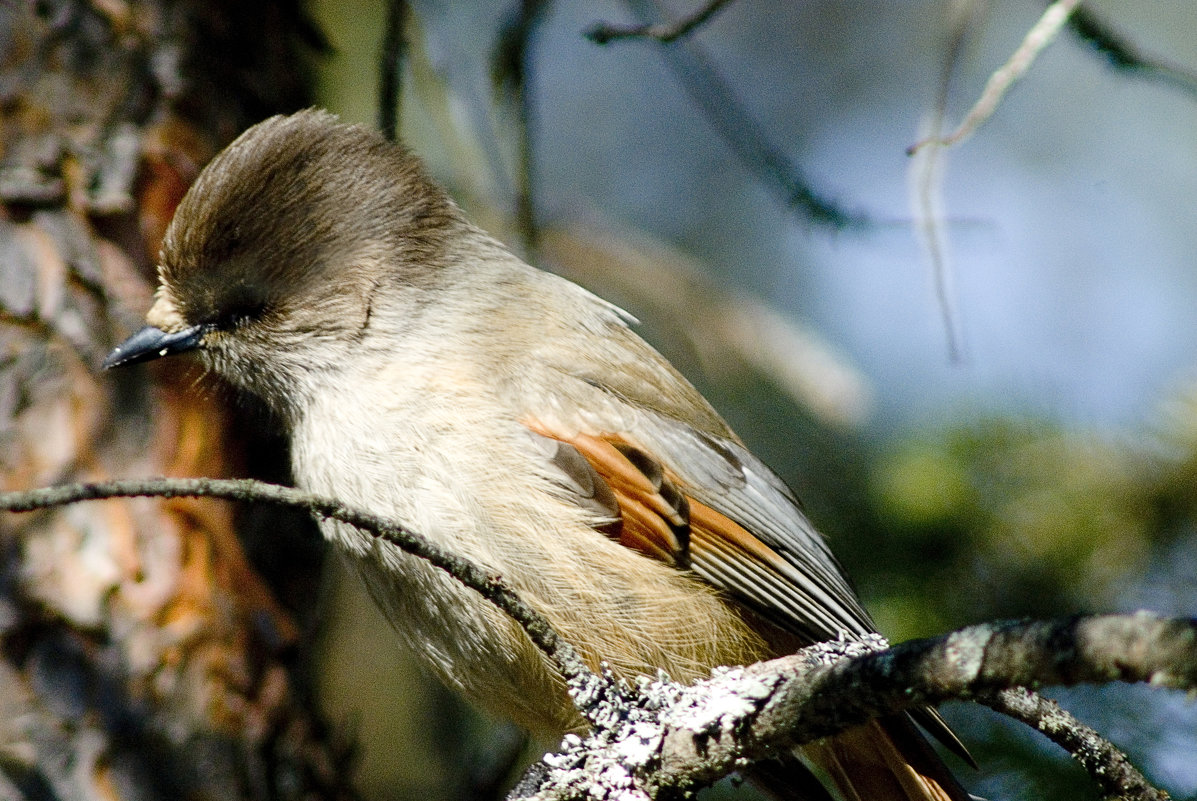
[
  {"left": 593, "top": 0, "right": 866, "bottom": 230},
  {"left": 0, "top": 477, "right": 604, "bottom": 699},
  {"left": 909, "top": 127, "right": 965, "bottom": 363},
  {"left": 907, "top": 1, "right": 983, "bottom": 363},
  {"left": 585, "top": 0, "right": 734, "bottom": 44},
  {"left": 909, "top": 0, "right": 1081, "bottom": 154},
  {"left": 979, "top": 687, "right": 1167, "bottom": 801},
  {"left": 1066, "top": 3, "right": 1197, "bottom": 99}
]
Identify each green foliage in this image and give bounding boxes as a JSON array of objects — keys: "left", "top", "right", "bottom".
[{"left": 867, "top": 417, "right": 1169, "bottom": 637}]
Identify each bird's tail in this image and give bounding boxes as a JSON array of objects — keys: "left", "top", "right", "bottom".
[
  {"left": 752, "top": 716, "right": 973, "bottom": 801},
  {"left": 805, "top": 717, "right": 972, "bottom": 801}
]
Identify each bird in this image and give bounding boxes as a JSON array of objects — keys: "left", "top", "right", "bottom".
[{"left": 105, "top": 109, "right": 972, "bottom": 800}]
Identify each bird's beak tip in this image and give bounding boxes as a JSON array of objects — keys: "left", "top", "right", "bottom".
[{"left": 103, "top": 324, "right": 205, "bottom": 370}]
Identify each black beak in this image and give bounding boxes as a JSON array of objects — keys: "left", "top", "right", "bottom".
[{"left": 103, "top": 324, "right": 206, "bottom": 370}]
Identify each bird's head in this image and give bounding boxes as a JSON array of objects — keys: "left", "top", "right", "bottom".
[{"left": 106, "top": 109, "right": 462, "bottom": 419}]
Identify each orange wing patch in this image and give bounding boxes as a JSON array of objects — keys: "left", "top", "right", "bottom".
[
  {"left": 524, "top": 420, "right": 796, "bottom": 590},
  {"left": 524, "top": 419, "right": 688, "bottom": 565},
  {"left": 563, "top": 431, "right": 690, "bottom": 567}
]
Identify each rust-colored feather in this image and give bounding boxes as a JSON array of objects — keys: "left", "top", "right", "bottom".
[{"left": 549, "top": 429, "right": 690, "bottom": 567}]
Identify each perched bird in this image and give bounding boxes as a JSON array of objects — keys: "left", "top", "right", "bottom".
[{"left": 106, "top": 110, "right": 971, "bottom": 800}]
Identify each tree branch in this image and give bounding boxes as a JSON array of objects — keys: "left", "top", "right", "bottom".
[
  {"left": 514, "top": 615, "right": 1188, "bottom": 800},
  {"left": 979, "top": 688, "right": 1167, "bottom": 801},
  {"left": 585, "top": 0, "right": 735, "bottom": 45}
]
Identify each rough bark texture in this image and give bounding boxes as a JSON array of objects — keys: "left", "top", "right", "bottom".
[{"left": 0, "top": 2, "right": 351, "bottom": 799}]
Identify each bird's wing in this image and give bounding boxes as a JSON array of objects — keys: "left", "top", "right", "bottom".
[
  {"left": 510, "top": 302, "right": 972, "bottom": 765},
  {"left": 523, "top": 403, "right": 876, "bottom": 645},
  {"left": 520, "top": 371, "right": 976, "bottom": 766}
]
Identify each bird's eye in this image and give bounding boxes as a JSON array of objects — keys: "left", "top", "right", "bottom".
[{"left": 214, "top": 300, "right": 267, "bottom": 331}]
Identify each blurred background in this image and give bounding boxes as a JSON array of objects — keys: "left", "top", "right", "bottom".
[{"left": 306, "top": 2, "right": 1197, "bottom": 799}]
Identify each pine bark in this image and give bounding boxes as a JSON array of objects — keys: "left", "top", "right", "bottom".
[{"left": 0, "top": 2, "right": 352, "bottom": 799}]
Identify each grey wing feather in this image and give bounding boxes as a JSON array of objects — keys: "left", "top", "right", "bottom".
[
  {"left": 532, "top": 309, "right": 875, "bottom": 641},
  {"left": 524, "top": 428, "right": 621, "bottom": 524},
  {"left": 630, "top": 414, "right": 877, "bottom": 641}
]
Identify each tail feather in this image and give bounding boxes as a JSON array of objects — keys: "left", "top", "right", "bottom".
[
  {"left": 910, "top": 707, "right": 978, "bottom": 769},
  {"left": 810, "top": 718, "right": 971, "bottom": 801},
  {"left": 749, "top": 755, "right": 838, "bottom": 801},
  {"left": 751, "top": 716, "right": 972, "bottom": 801}
]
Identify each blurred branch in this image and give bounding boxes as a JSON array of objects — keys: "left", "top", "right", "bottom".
[
  {"left": 3, "top": 480, "right": 1190, "bottom": 800},
  {"left": 492, "top": 0, "right": 552, "bottom": 260},
  {"left": 908, "top": 138, "right": 964, "bottom": 363},
  {"left": 589, "top": 0, "right": 867, "bottom": 231},
  {"left": 979, "top": 688, "right": 1166, "bottom": 801},
  {"left": 377, "top": 0, "right": 409, "bottom": 140},
  {"left": 909, "top": 0, "right": 1080, "bottom": 154},
  {"left": 906, "top": 0, "right": 988, "bottom": 363},
  {"left": 542, "top": 226, "right": 873, "bottom": 426},
  {"left": 585, "top": 0, "right": 734, "bottom": 44},
  {"left": 1066, "top": 3, "right": 1197, "bottom": 99}
]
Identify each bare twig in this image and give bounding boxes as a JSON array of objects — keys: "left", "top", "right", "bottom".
[
  {"left": 979, "top": 688, "right": 1167, "bottom": 801},
  {"left": 909, "top": 0, "right": 1081, "bottom": 154},
  {"left": 541, "top": 226, "right": 874, "bottom": 426},
  {"left": 908, "top": 125, "right": 965, "bottom": 363},
  {"left": 1066, "top": 3, "right": 1197, "bottom": 99},
  {"left": 907, "top": 1, "right": 1197, "bottom": 360},
  {"left": 585, "top": 0, "right": 734, "bottom": 44},
  {"left": 907, "top": 0, "right": 987, "bottom": 363},
  {"left": 590, "top": 0, "right": 866, "bottom": 230}
]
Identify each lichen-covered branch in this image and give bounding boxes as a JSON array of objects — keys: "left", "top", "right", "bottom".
[
  {"left": 515, "top": 616, "right": 1189, "bottom": 800},
  {"left": 979, "top": 688, "right": 1167, "bottom": 801}
]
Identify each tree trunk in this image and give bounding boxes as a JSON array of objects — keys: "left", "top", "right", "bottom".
[{"left": 0, "top": 2, "right": 353, "bottom": 799}]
